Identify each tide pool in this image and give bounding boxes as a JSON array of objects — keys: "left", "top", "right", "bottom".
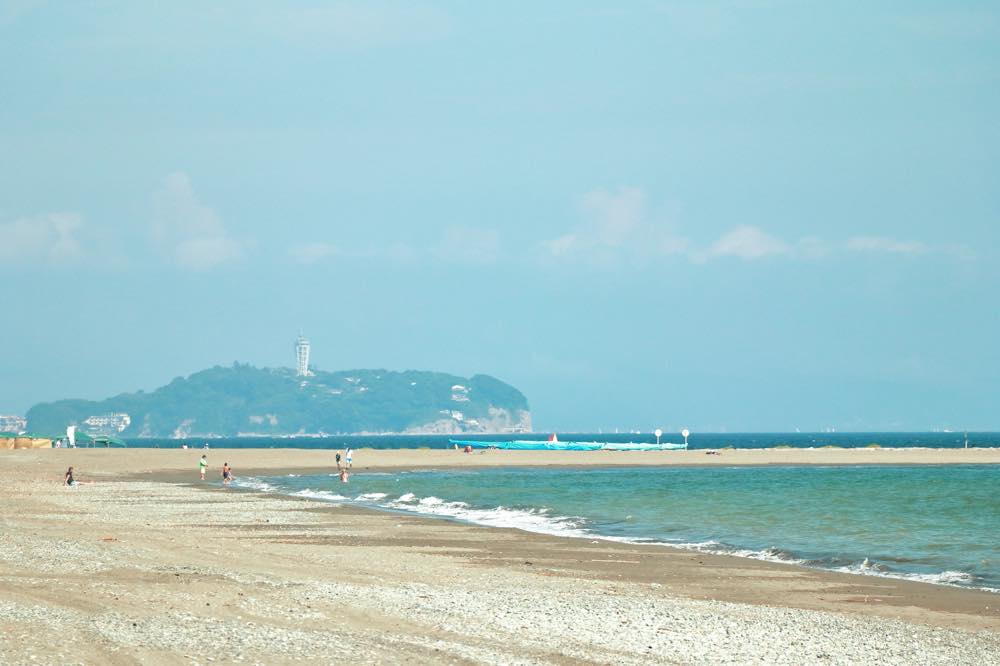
[{"left": 238, "top": 464, "right": 1000, "bottom": 592}]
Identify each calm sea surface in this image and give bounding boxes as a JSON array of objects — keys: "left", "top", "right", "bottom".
[
  {"left": 129, "top": 431, "right": 1000, "bottom": 449},
  {"left": 237, "top": 464, "right": 1000, "bottom": 593}
]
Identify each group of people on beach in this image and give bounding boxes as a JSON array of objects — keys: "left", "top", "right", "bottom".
[
  {"left": 64, "top": 446, "right": 358, "bottom": 488},
  {"left": 198, "top": 454, "right": 233, "bottom": 485},
  {"left": 335, "top": 448, "right": 353, "bottom": 482},
  {"left": 192, "top": 448, "right": 353, "bottom": 485}
]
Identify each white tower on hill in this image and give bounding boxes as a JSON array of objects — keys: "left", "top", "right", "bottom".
[{"left": 295, "top": 332, "right": 311, "bottom": 377}]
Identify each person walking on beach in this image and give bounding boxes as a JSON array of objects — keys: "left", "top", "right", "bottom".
[
  {"left": 222, "top": 462, "right": 232, "bottom": 485},
  {"left": 335, "top": 451, "right": 342, "bottom": 469},
  {"left": 199, "top": 454, "right": 208, "bottom": 480},
  {"left": 345, "top": 447, "right": 353, "bottom": 469}
]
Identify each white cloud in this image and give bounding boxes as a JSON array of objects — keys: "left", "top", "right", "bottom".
[
  {"left": 0, "top": 212, "right": 83, "bottom": 263},
  {"left": 846, "top": 236, "right": 928, "bottom": 255},
  {"left": 696, "top": 225, "right": 792, "bottom": 262},
  {"left": 433, "top": 226, "right": 500, "bottom": 264},
  {"left": 541, "top": 233, "right": 580, "bottom": 257},
  {"left": 152, "top": 172, "right": 242, "bottom": 270},
  {"left": 351, "top": 229, "right": 499, "bottom": 264},
  {"left": 544, "top": 187, "right": 959, "bottom": 268},
  {"left": 580, "top": 186, "right": 646, "bottom": 247},
  {"left": 541, "top": 186, "right": 688, "bottom": 261},
  {"left": 289, "top": 241, "right": 339, "bottom": 264},
  {"left": 384, "top": 242, "right": 419, "bottom": 262},
  {"left": 796, "top": 236, "right": 830, "bottom": 260}
]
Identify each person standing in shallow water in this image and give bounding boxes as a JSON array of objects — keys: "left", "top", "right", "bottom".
[
  {"left": 199, "top": 454, "right": 208, "bottom": 480},
  {"left": 222, "top": 462, "right": 232, "bottom": 485},
  {"left": 335, "top": 451, "right": 342, "bottom": 469}
]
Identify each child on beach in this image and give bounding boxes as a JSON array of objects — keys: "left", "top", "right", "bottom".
[
  {"left": 222, "top": 462, "right": 232, "bottom": 485},
  {"left": 199, "top": 454, "right": 208, "bottom": 480},
  {"left": 339, "top": 468, "right": 349, "bottom": 483},
  {"left": 64, "top": 467, "right": 75, "bottom": 486},
  {"left": 345, "top": 448, "right": 353, "bottom": 468},
  {"left": 335, "top": 451, "right": 342, "bottom": 469}
]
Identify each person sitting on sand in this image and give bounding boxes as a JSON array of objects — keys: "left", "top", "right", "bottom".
[
  {"left": 199, "top": 454, "right": 208, "bottom": 480},
  {"left": 65, "top": 466, "right": 76, "bottom": 486},
  {"left": 222, "top": 462, "right": 233, "bottom": 485}
]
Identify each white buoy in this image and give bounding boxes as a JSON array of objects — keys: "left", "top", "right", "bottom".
[
  {"left": 654, "top": 428, "right": 662, "bottom": 445},
  {"left": 681, "top": 428, "right": 690, "bottom": 447}
]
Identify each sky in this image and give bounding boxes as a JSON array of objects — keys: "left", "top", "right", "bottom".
[{"left": 1, "top": 1, "right": 998, "bottom": 432}]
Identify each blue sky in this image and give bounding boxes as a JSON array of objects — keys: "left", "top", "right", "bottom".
[{"left": 1, "top": 1, "right": 998, "bottom": 431}]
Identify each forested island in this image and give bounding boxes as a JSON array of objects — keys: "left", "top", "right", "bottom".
[{"left": 26, "top": 364, "right": 532, "bottom": 438}]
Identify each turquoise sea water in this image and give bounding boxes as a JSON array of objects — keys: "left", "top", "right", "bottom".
[
  {"left": 132, "top": 431, "right": 1000, "bottom": 449},
  {"left": 238, "top": 465, "right": 1000, "bottom": 592}
]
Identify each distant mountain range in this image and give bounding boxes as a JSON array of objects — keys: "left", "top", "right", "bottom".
[{"left": 26, "top": 364, "right": 532, "bottom": 438}]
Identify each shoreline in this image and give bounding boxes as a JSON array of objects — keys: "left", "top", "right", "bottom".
[
  {"left": 226, "top": 473, "right": 1000, "bottom": 598},
  {"left": 10, "top": 447, "right": 1000, "bottom": 599},
  {"left": 2, "top": 448, "right": 998, "bottom": 663},
  {"left": 10, "top": 447, "right": 1000, "bottom": 595},
  {"left": 9, "top": 445, "right": 1000, "bottom": 476}
]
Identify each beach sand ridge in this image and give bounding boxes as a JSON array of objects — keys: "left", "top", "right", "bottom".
[{"left": 1, "top": 448, "right": 998, "bottom": 664}]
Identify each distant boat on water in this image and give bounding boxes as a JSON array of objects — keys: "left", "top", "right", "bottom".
[{"left": 449, "top": 434, "right": 687, "bottom": 452}]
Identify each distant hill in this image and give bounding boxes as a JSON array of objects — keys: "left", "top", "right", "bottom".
[{"left": 26, "top": 365, "right": 532, "bottom": 438}]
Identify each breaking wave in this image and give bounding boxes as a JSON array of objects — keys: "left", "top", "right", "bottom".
[{"left": 232, "top": 474, "right": 997, "bottom": 594}]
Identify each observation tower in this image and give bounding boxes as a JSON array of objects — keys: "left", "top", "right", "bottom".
[{"left": 295, "top": 332, "right": 311, "bottom": 377}]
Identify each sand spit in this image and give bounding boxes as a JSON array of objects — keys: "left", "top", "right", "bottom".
[
  {"left": 1, "top": 449, "right": 998, "bottom": 665},
  {"left": 6, "top": 445, "right": 1000, "bottom": 479}
]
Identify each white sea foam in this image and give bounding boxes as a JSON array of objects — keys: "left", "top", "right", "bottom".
[
  {"left": 241, "top": 477, "right": 999, "bottom": 595},
  {"left": 660, "top": 540, "right": 805, "bottom": 565},
  {"left": 830, "top": 563, "right": 996, "bottom": 591},
  {"left": 659, "top": 542, "right": 995, "bottom": 591},
  {"left": 355, "top": 492, "right": 389, "bottom": 501},
  {"left": 232, "top": 477, "right": 278, "bottom": 493},
  {"left": 292, "top": 489, "right": 349, "bottom": 502},
  {"left": 377, "top": 494, "right": 589, "bottom": 538}
]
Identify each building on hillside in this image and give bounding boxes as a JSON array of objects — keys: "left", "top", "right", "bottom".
[
  {"left": 82, "top": 412, "right": 131, "bottom": 434},
  {"left": 0, "top": 415, "right": 27, "bottom": 433}
]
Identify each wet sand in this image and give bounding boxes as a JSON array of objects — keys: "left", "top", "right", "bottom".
[{"left": 1, "top": 448, "right": 998, "bottom": 664}]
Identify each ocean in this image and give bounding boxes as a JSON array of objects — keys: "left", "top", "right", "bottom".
[
  {"left": 129, "top": 431, "right": 1000, "bottom": 449},
  {"left": 236, "top": 464, "right": 1000, "bottom": 593}
]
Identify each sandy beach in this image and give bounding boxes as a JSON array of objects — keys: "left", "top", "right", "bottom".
[
  {"left": 2, "top": 448, "right": 998, "bottom": 665},
  {"left": 9, "top": 445, "right": 1000, "bottom": 478}
]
